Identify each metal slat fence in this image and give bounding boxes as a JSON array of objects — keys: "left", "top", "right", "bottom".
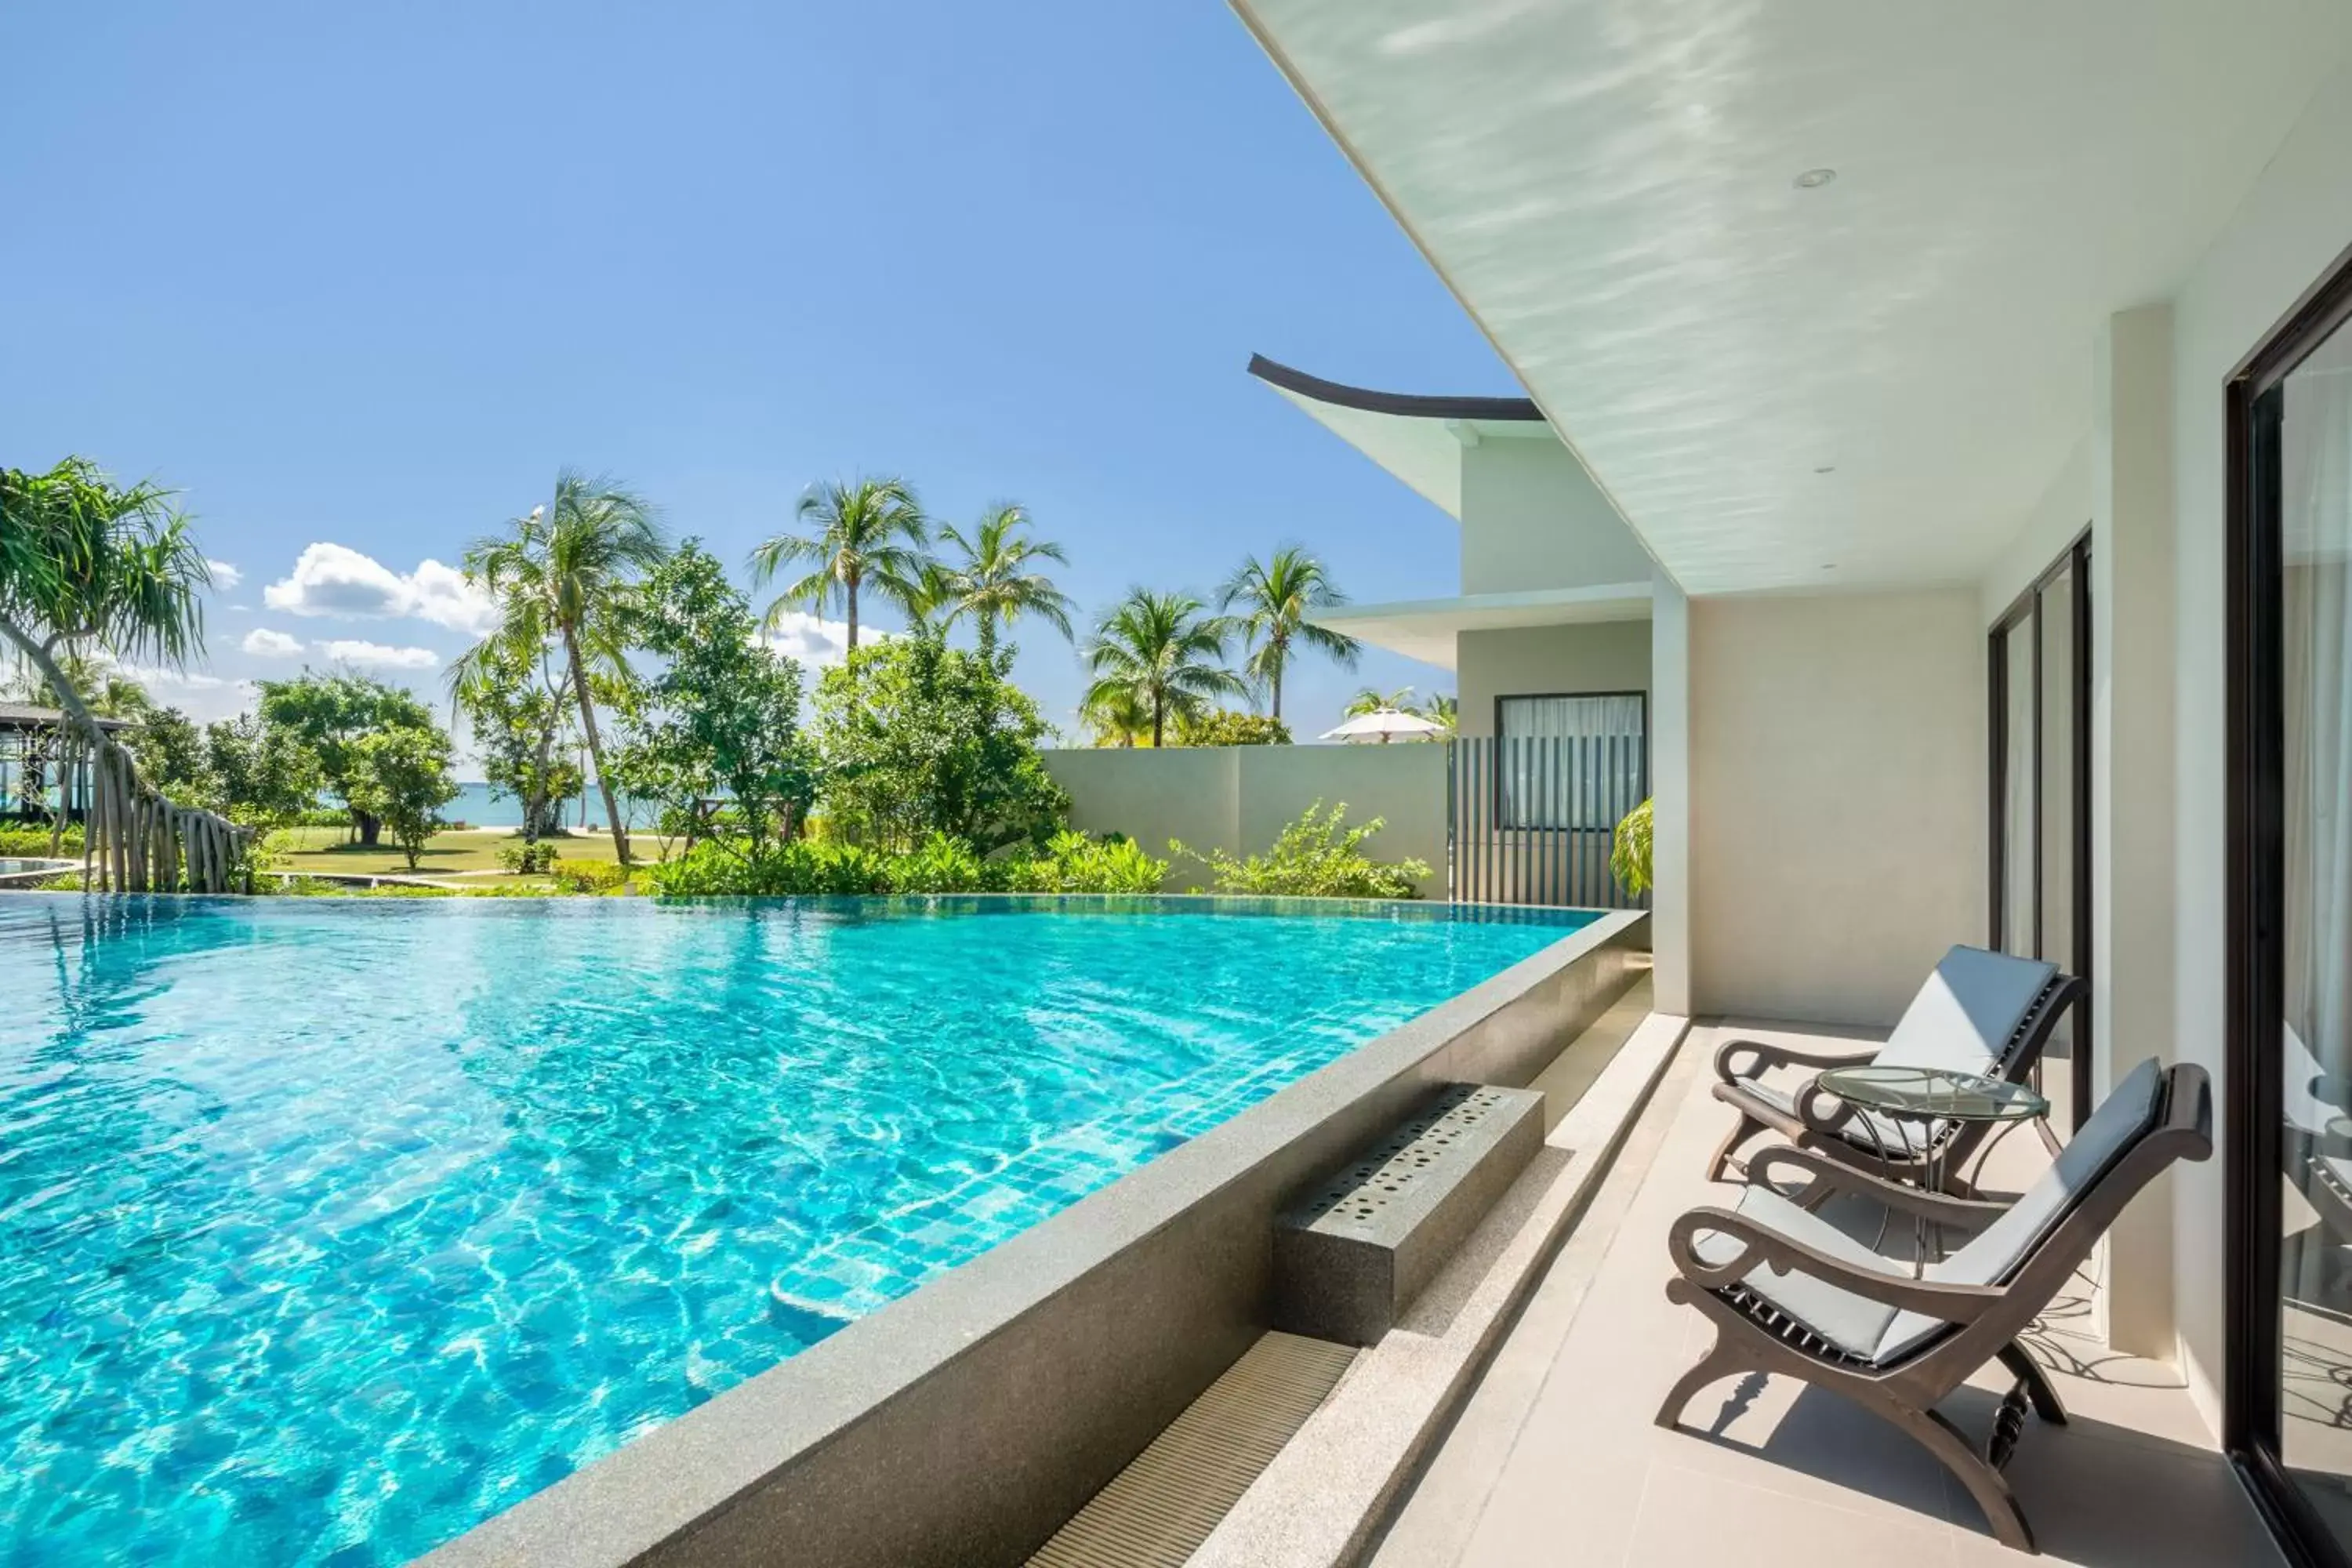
[{"left": 1446, "top": 735, "right": 1647, "bottom": 909}]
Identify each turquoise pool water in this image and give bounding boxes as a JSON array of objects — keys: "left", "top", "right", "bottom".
[{"left": 0, "top": 895, "right": 1593, "bottom": 1565}]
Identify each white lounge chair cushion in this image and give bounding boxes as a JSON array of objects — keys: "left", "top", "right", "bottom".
[
  {"left": 1697, "top": 1057, "right": 2167, "bottom": 1367},
  {"left": 1737, "top": 1080, "right": 1934, "bottom": 1157},
  {"left": 1875, "top": 946, "right": 2060, "bottom": 1078}
]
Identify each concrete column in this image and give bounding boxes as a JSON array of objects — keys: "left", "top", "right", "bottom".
[
  {"left": 2092, "top": 304, "right": 2179, "bottom": 1358},
  {"left": 1649, "top": 567, "right": 1692, "bottom": 1015}
]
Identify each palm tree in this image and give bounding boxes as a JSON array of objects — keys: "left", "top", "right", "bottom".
[
  {"left": 1080, "top": 684, "right": 1153, "bottom": 748},
  {"left": 935, "top": 503, "right": 1076, "bottom": 658},
  {"left": 1346, "top": 685, "right": 1417, "bottom": 718},
  {"left": 748, "top": 476, "right": 931, "bottom": 652},
  {"left": 1421, "top": 692, "right": 1459, "bottom": 735},
  {"left": 1081, "top": 589, "right": 1247, "bottom": 749},
  {"left": 0, "top": 457, "right": 245, "bottom": 888},
  {"left": 1218, "top": 546, "right": 1359, "bottom": 722},
  {"left": 464, "top": 469, "right": 668, "bottom": 865}
]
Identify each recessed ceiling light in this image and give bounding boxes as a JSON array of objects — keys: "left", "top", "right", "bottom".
[
  {"left": 1794, "top": 168, "right": 1838, "bottom": 189},
  {"left": 1813, "top": 464, "right": 1836, "bottom": 474}
]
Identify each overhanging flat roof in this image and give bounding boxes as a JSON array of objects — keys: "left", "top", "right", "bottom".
[
  {"left": 1309, "top": 581, "right": 1653, "bottom": 669},
  {"left": 1247, "top": 353, "right": 1556, "bottom": 518}
]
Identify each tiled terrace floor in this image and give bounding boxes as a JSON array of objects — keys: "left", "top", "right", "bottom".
[{"left": 1368, "top": 1020, "right": 2285, "bottom": 1567}]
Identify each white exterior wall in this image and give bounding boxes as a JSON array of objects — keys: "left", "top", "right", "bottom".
[
  {"left": 1458, "top": 440, "right": 1654, "bottom": 596},
  {"left": 2165, "top": 55, "right": 2352, "bottom": 1432},
  {"left": 1454, "top": 622, "right": 1651, "bottom": 739},
  {"left": 1650, "top": 570, "right": 1692, "bottom": 1015},
  {"left": 1686, "top": 590, "right": 1986, "bottom": 1026}
]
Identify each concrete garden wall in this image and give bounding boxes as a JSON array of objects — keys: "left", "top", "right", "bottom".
[{"left": 1043, "top": 744, "right": 1448, "bottom": 897}]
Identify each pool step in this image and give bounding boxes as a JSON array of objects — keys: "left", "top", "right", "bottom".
[
  {"left": 1023, "top": 1330, "right": 1357, "bottom": 1568},
  {"left": 1272, "top": 1083, "right": 1545, "bottom": 1346}
]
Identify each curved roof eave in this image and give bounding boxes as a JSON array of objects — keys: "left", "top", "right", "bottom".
[{"left": 1246, "top": 354, "right": 1545, "bottom": 424}]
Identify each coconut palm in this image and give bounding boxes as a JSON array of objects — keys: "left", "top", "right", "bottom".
[
  {"left": 1081, "top": 589, "right": 1247, "bottom": 749},
  {"left": 1218, "top": 546, "right": 1359, "bottom": 722},
  {"left": 748, "top": 476, "right": 931, "bottom": 652},
  {"left": 464, "top": 469, "right": 668, "bottom": 865},
  {"left": 1080, "top": 684, "right": 1153, "bottom": 748},
  {"left": 935, "top": 503, "right": 1076, "bottom": 658},
  {"left": 1345, "top": 685, "right": 1417, "bottom": 718},
  {"left": 1421, "top": 691, "right": 1459, "bottom": 735}
]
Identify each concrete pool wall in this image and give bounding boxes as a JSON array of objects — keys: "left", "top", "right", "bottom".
[{"left": 419, "top": 906, "right": 1647, "bottom": 1568}]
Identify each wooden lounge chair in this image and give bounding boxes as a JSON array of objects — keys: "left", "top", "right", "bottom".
[
  {"left": 1657, "top": 1057, "right": 2210, "bottom": 1553},
  {"left": 1707, "top": 946, "right": 2084, "bottom": 1191}
]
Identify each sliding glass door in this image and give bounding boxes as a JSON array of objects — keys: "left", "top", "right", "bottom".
[
  {"left": 2228, "top": 252, "right": 2352, "bottom": 1568},
  {"left": 1990, "top": 535, "right": 2092, "bottom": 1134}
]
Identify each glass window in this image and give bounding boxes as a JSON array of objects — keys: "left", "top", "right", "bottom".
[{"left": 1495, "top": 694, "right": 1645, "bottom": 830}]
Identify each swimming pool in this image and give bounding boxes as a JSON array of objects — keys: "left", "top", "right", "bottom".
[{"left": 0, "top": 894, "right": 1593, "bottom": 1565}]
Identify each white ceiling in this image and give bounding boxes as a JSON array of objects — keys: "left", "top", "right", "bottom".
[{"left": 1235, "top": 0, "right": 2352, "bottom": 593}]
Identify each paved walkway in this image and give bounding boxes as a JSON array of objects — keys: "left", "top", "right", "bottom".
[{"left": 1368, "top": 1020, "right": 2281, "bottom": 1567}]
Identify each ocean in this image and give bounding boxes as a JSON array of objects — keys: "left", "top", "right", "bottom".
[{"left": 443, "top": 782, "right": 631, "bottom": 831}]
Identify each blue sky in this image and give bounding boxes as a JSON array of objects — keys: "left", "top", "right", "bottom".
[{"left": 1, "top": 1, "right": 1523, "bottom": 754}]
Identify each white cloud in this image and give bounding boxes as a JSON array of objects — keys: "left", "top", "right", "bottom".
[
  {"left": 241, "top": 627, "right": 306, "bottom": 658},
  {"left": 116, "top": 665, "right": 256, "bottom": 723},
  {"left": 762, "top": 612, "right": 882, "bottom": 670},
  {"left": 206, "top": 559, "right": 243, "bottom": 589},
  {"left": 264, "top": 543, "right": 499, "bottom": 636},
  {"left": 317, "top": 639, "right": 440, "bottom": 670}
]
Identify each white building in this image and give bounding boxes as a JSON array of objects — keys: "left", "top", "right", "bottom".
[{"left": 1233, "top": 0, "right": 2352, "bottom": 1559}]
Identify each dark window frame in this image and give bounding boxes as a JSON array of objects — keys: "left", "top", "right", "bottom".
[
  {"left": 2225, "top": 235, "right": 2352, "bottom": 1568},
  {"left": 1987, "top": 530, "right": 2094, "bottom": 1134},
  {"left": 1491, "top": 689, "right": 1650, "bottom": 833}
]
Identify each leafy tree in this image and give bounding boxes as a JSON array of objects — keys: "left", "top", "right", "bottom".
[
  {"left": 1611, "top": 797, "right": 1653, "bottom": 897},
  {"left": 451, "top": 633, "right": 577, "bottom": 841},
  {"left": 343, "top": 723, "right": 460, "bottom": 870},
  {"left": 128, "top": 707, "right": 216, "bottom": 804},
  {"left": 814, "top": 630, "right": 1068, "bottom": 854},
  {"left": 204, "top": 713, "right": 325, "bottom": 829},
  {"left": 749, "top": 476, "right": 931, "bottom": 653},
  {"left": 934, "top": 503, "right": 1074, "bottom": 658},
  {"left": 257, "top": 671, "right": 435, "bottom": 845},
  {"left": 610, "top": 540, "right": 815, "bottom": 855},
  {"left": 1080, "top": 589, "right": 1245, "bottom": 749},
  {"left": 1173, "top": 708, "right": 1291, "bottom": 746},
  {"left": 465, "top": 470, "right": 669, "bottom": 864},
  {"left": 1218, "top": 546, "right": 1359, "bottom": 722}
]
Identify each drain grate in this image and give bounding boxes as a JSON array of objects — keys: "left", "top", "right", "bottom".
[
  {"left": 1024, "top": 1330, "right": 1356, "bottom": 1568},
  {"left": 1301, "top": 1085, "right": 1512, "bottom": 1229}
]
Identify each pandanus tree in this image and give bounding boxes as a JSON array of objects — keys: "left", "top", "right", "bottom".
[
  {"left": 0, "top": 457, "right": 248, "bottom": 889},
  {"left": 748, "top": 476, "right": 931, "bottom": 654},
  {"left": 1218, "top": 546, "right": 1359, "bottom": 723},
  {"left": 1080, "top": 589, "right": 1247, "bottom": 749},
  {"left": 464, "top": 470, "right": 668, "bottom": 865},
  {"left": 935, "top": 503, "right": 1076, "bottom": 659}
]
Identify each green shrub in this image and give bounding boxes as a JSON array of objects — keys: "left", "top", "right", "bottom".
[
  {"left": 1173, "top": 710, "right": 1291, "bottom": 747},
  {"left": 1173, "top": 801, "right": 1428, "bottom": 899},
  {"left": 998, "top": 830, "right": 1168, "bottom": 894},
  {"left": 1610, "top": 797, "right": 1653, "bottom": 898},
  {"left": 883, "top": 833, "right": 988, "bottom": 893},
  {"left": 497, "top": 840, "right": 561, "bottom": 875},
  {"left": 0, "top": 825, "right": 83, "bottom": 857},
  {"left": 644, "top": 839, "right": 893, "bottom": 897},
  {"left": 549, "top": 858, "right": 629, "bottom": 895}
]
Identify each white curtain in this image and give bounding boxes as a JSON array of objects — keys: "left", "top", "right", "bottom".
[{"left": 1497, "top": 695, "right": 1646, "bottom": 829}]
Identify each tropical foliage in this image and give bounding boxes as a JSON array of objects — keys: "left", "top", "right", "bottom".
[
  {"left": 608, "top": 540, "right": 815, "bottom": 855},
  {"left": 813, "top": 631, "right": 1067, "bottom": 854},
  {"left": 464, "top": 470, "right": 668, "bottom": 862},
  {"left": 749, "top": 476, "right": 929, "bottom": 653},
  {"left": 1081, "top": 589, "right": 1245, "bottom": 748},
  {"left": 1611, "top": 796, "right": 1653, "bottom": 898},
  {"left": 451, "top": 627, "right": 578, "bottom": 842},
  {"left": 931, "top": 503, "right": 1074, "bottom": 657},
  {"left": 1219, "top": 546, "right": 1357, "bottom": 722},
  {"left": 1173, "top": 800, "right": 1429, "bottom": 899},
  {"left": 131, "top": 707, "right": 323, "bottom": 829},
  {"left": 1173, "top": 709, "right": 1290, "bottom": 746},
  {"left": 641, "top": 827, "right": 1163, "bottom": 897},
  {"left": 342, "top": 722, "right": 461, "bottom": 870},
  {"left": 257, "top": 672, "right": 437, "bottom": 845}
]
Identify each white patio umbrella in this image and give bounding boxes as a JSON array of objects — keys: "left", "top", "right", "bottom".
[{"left": 1319, "top": 709, "right": 1445, "bottom": 744}]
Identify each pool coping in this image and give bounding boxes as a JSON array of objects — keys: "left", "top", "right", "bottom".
[{"left": 412, "top": 905, "right": 1648, "bottom": 1568}]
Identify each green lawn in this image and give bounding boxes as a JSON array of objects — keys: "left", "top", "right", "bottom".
[{"left": 270, "top": 826, "right": 664, "bottom": 879}]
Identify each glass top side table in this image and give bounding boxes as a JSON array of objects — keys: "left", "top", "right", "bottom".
[{"left": 1813, "top": 1065, "right": 2049, "bottom": 1269}]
